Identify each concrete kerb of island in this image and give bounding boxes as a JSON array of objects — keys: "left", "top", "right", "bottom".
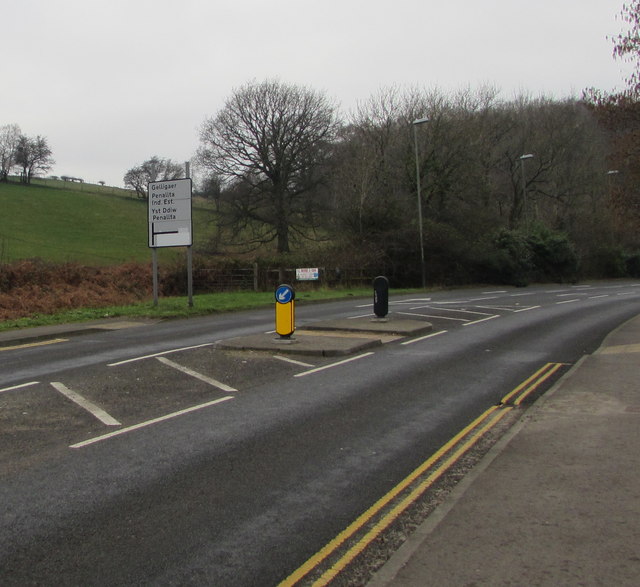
[{"left": 216, "top": 315, "right": 434, "bottom": 357}]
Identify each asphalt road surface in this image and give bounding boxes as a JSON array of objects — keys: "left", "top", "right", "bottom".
[{"left": 1, "top": 282, "right": 639, "bottom": 586}]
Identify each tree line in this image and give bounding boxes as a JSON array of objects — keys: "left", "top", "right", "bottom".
[
  {"left": 125, "top": 1, "right": 640, "bottom": 286},
  {"left": 0, "top": 124, "right": 54, "bottom": 184},
  {"left": 125, "top": 80, "right": 639, "bottom": 286}
]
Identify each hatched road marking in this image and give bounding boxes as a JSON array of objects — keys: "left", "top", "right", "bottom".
[
  {"left": 155, "top": 356, "right": 238, "bottom": 392},
  {"left": 50, "top": 382, "right": 121, "bottom": 426}
]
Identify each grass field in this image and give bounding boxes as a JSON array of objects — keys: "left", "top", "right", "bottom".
[{"left": 0, "top": 179, "right": 215, "bottom": 265}]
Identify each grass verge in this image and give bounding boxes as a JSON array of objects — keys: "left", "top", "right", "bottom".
[{"left": 0, "top": 287, "right": 413, "bottom": 333}]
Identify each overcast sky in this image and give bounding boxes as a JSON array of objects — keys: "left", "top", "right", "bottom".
[{"left": 2, "top": 0, "right": 632, "bottom": 187}]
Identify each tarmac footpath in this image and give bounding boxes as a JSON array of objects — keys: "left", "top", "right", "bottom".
[{"left": 369, "top": 313, "right": 640, "bottom": 586}]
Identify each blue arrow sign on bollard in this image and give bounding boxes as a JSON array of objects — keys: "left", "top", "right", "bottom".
[{"left": 275, "top": 284, "right": 294, "bottom": 304}]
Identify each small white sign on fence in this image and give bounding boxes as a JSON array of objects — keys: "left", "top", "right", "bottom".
[{"left": 296, "top": 267, "right": 319, "bottom": 281}]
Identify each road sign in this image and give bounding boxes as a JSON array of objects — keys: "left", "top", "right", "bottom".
[
  {"left": 275, "top": 284, "right": 295, "bottom": 337},
  {"left": 148, "top": 178, "right": 192, "bottom": 248},
  {"left": 296, "top": 268, "right": 319, "bottom": 281},
  {"left": 275, "top": 284, "right": 295, "bottom": 304}
]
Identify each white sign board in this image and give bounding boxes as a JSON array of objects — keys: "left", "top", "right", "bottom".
[
  {"left": 296, "top": 267, "right": 319, "bottom": 281},
  {"left": 148, "top": 178, "right": 192, "bottom": 247}
]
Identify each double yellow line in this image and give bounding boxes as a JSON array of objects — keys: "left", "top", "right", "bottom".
[
  {"left": 500, "top": 362, "right": 565, "bottom": 406},
  {"left": 280, "top": 406, "right": 511, "bottom": 586},
  {"left": 280, "top": 362, "right": 566, "bottom": 586}
]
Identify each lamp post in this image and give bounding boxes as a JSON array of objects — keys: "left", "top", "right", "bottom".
[
  {"left": 413, "top": 117, "right": 429, "bottom": 288},
  {"left": 519, "top": 153, "right": 534, "bottom": 224},
  {"left": 606, "top": 170, "right": 620, "bottom": 199}
]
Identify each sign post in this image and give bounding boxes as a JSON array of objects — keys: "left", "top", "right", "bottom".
[
  {"left": 148, "top": 177, "right": 193, "bottom": 306},
  {"left": 275, "top": 284, "right": 295, "bottom": 338}
]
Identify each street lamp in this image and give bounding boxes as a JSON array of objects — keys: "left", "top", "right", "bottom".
[
  {"left": 519, "top": 153, "right": 534, "bottom": 224},
  {"left": 413, "top": 117, "right": 429, "bottom": 288},
  {"left": 606, "top": 170, "right": 620, "bottom": 199}
]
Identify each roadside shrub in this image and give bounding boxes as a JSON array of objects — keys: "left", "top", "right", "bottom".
[
  {"left": 625, "top": 251, "right": 640, "bottom": 277},
  {"left": 584, "top": 246, "right": 628, "bottom": 278},
  {"left": 482, "top": 229, "right": 533, "bottom": 286},
  {"left": 526, "top": 226, "right": 579, "bottom": 283}
]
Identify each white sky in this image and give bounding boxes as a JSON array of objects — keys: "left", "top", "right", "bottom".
[{"left": 2, "top": 0, "right": 632, "bottom": 187}]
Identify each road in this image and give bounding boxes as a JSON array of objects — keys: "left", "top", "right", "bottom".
[{"left": 1, "top": 282, "right": 639, "bottom": 586}]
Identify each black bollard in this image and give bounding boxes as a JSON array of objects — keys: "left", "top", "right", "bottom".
[{"left": 373, "top": 276, "right": 389, "bottom": 318}]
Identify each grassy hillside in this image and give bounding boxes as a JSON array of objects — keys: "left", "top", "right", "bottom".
[{"left": 0, "top": 179, "right": 214, "bottom": 265}]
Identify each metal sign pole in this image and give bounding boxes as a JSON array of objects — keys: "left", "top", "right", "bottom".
[
  {"left": 187, "top": 246, "right": 193, "bottom": 308},
  {"left": 185, "top": 161, "right": 193, "bottom": 308},
  {"left": 152, "top": 247, "right": 159, "bottom": 307}
]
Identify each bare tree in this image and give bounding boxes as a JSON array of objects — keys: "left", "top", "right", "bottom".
[
  {"left": 14, "top": 134, "right": 54, "bottom": 184},
  {"left": 123, "top": 156, "right": 184, "bottom": 199},
  {"left": 197, "top": 79, "right": 339, "bottom": 253},
  {"left": 329, "top": 87, "right": 412, "bottom": 245},
  {"left": 0, "top": 124, "right": 21, "bottom": 182}
]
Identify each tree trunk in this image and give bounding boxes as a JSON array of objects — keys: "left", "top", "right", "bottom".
[{"left": 277, "top": 224, "right": 290, "bottom": 253}]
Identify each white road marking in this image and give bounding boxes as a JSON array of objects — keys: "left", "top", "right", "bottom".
[
  {"left": 411, "top": 306, "right": 490, "bottom": 317},
  {"left": 429, "top": 301, "right": 469, "bottom": 305},
  {"left": 273, "top": 355, "right": 315, "bottom": 367},
  {"left": 401, "top": 330, "right": 448, "bottom": 345},
  {"left": 50, "top": 382, "right": 121, "bottom": 426},
  {"left": 70, "top": 396, "right": 234, "bottom": 449},
  {"left": 155, "top": 357, "right": 238, "bottom": 392},
  {"left": 107, "top": 343, "right": 214, "bottom": 366},
  {"left": 513, "top": 305, "right": 541, "bottom": 312},
  {"left": 294, "top": 352, "right": 375, "bottom": 377},
  {"left": 556, "top": 299, "right": 580, "bottom": 304},
  {"left": 588, "top": 295, "right": 609, "bottom": 299},
  {"left": 397, "top": 311, "right": 468, "bottom": 322},
  {"left": 462, "top": 315, "right": 500, "bottom": 326},
  {"left": 348, "top": 313, "right": 374, "bottom": 319},
  {"left": 389, "top": 298, "right": 432, "bottom": 304},
  {"left": 0, "top": 381, "right": 39, "bottom": 393}
]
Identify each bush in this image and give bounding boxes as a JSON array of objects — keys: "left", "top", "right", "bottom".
[
  {"left": 526, "top": 226, "right": 579, "bottom": 283},
  {"left": 585, "top": 246, "right": 628, "bottom": 278},
  {"left": 625, "top": 251, "right": 640, "bottom": 277},
  {"left": 483, "top": 229, "right": 533, "bottom": 286}
]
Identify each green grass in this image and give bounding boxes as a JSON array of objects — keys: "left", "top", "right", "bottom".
[
  {"left": 0, "top": 287, "right": 384, "bottom": 332},
  {"left": 0, "top": 179, "right": 215, "bottom": 265}
]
